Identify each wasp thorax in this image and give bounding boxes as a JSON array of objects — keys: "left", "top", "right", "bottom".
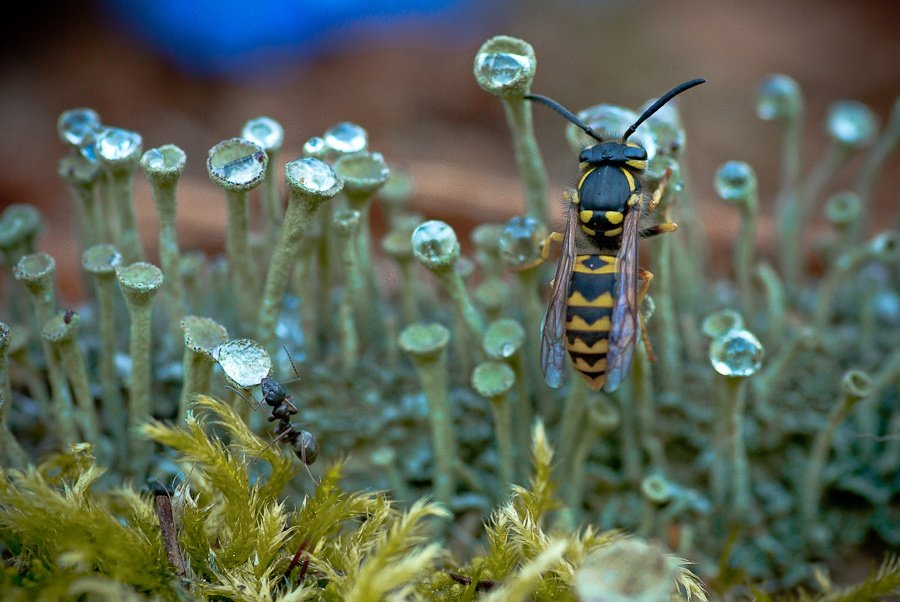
[{"left": 579, "top": 142, "right": 646, "bottom": 165}]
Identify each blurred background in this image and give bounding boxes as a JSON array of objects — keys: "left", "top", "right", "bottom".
[{"left": 0, "top": 0, "right": 897, "bottom": 300}]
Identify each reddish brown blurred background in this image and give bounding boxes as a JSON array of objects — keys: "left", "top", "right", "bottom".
[{"left": 0, "top": 0, "right": 897, "bottom": 301}]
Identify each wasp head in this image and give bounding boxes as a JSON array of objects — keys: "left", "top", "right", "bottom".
[{"left": 580, "top": 141, "right": 648, "bottom": 170}]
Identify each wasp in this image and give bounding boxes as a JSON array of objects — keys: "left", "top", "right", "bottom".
[{"left": 526, "top": 78, "right": 705, "bottom": 391}]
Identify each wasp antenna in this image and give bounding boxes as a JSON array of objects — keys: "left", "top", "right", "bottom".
[
  {"left": 623, "top": 78, "right": 706, "bottom": 141},
  {"left": 526, "top": 93, "right": 604, "bottom": 142}
]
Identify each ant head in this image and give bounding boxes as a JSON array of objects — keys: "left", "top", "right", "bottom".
[{"left": 260, "top": 376, "right": 286, "bottom": 405}]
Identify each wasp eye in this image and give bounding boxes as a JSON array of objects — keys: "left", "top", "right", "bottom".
[{"left": 624, "top": 146, "right": 647, "bottom": 160}]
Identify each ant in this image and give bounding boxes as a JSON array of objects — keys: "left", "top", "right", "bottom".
[{"left": 227, "top": 347, "right": 320, "bottom": 470}]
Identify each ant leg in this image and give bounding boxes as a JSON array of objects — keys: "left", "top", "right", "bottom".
[
  {"left": 637, "top": 269, "right": 656, "bottom": 362},
  {"left": 226, "top": 385, "right": 262, "bottom": 410},
  {"left": 255, "top": 426, "right": 294, "bottom": 458},
  {"left": 646, "top": 167, "right": 672, "bottom": 214}
]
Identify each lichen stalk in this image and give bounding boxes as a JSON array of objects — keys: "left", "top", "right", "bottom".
[
  {"left": 501, "top": 97, "right": 549, "bottom": 225},
  {"left": 399, "top": 323, "right": 457, "bottom": 508},
  {"left": 755, "top": 263, "right": 787, "bottom": 341},
  {"left": 14, "top": 254, "right": 78, "bottom": 445},
  {"left": 556, "top": 375, "right": 588, "bottom": 472},
  {"left": 104, "top": 167, "right": 145, "bottom": 264},
  {"left": 179, "top": 348, "right": 214, "bottom": 423},
  {"left": 633, "top": 337, "right": 666, "bottom": 474},
  {"left": 0, "top": 322, "right": 28, "bottom": 468},
  {"left": 801, "top": 370, "right": 873, "bottom": 543},
  {"left": 141, "top": 145, "right": 188, "bottom": 315},
  {"left": 83, "top": 244, "right": 125, "bottom": 449},
  {"left": 117, "top": 262, "right": 163, "bottom": 477},
  {"left": 332, "top": 210, "right": 362, "bottom": 377},
  {"left": 782, "top": 142, "right": 850, "bottom": 289},
  {"left": 814, "top": 231, "right": 899, "bottom": 330},
  {"left": 58, "top": 155, "right": 103, "bottom": 249},
  {"left": 256, "top": 158, "right": 341, "bottom": 352},
  {"left": 717, "top": 374, "right": 751, "bottom": 523},
  {"left": 225, "top": 189, "right": 258, "bottom": 327},
  {"left": 852, "top": 97, "right": 900, "bottom": 241},
  {"left": 41, "top": 312, "right": 103, "bottom": 451}
]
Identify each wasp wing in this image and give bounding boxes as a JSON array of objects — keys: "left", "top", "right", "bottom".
[
  {"left": 541, "top": 204, "right": 578, "bottom": 388},
  {"left": 604, "top": 201, "right": 642, "bottom": 392}
]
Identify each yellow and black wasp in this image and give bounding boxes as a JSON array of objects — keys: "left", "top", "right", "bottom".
[{"left": 526, "top": 78, "right": 705, "bottom": 391}]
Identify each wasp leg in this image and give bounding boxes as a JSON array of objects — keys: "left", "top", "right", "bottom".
[
  {"left": 646, "top": 167, "right": 672, "bottom": 214},
  {"left": 637, "top": 269, "right": 656, "bottom": 362},
  {"left": 639, "top": 222, "right": 678, "bottom": 238}
]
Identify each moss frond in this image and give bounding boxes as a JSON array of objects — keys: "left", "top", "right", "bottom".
[
  {"left": 815, "top": 555, "right": 900, "bottom": 602},
  {"left": 510, "top": 420, "right": 559, "bottom": 524},
  {"left": 482, "top": 539, "right": 569, "bottom": 602},
  {"left": 334, "top": 499, "right": 450, "bottom": 601},
  {"left": 0, "top": 465, "right": 175, "bottom": 598}
]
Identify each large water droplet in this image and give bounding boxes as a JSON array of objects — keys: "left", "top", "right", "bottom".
[
  {"left": 710, "top": 329, "right": 764, "bottom": 377},
  {"left": 756, "top": 74, "right": 802, "bottom": 120},
  {"left": 96, "top": 128, "right": 143, "bottom": 163},
  {"left": 285, "top": 157, "right": 340, "bottom": 195},
  {"left": 827, "top": 101, "right": 878, "bottom": 148},
  {"left": 715, "top": 161, "right": 756, "bottom": 202},
  {"left": 207, "top": 138, "right": 267, "bottom": 189},
  {"left": 412, "top": 220, "right": 459, "bottom": 270},
  {"left": 638, "top": 100, "right": 685, "bottom": 156},
  {"left": 214, "top": 339, "right": 272, "bottom": 388},
  {"left": 568, "top": 104, "right": 658, "bottom": 159},
  {"left": 476, "top": 52, "right": 532, "bottom": 88},
  {"left": 58, "top": 108, "right": 101, "bottom": 146},
  {"left": 498, "top": 215, "right": 547, "bottom": 269},
  {"left": 324, "top": 122, "right": 368, "bottom": 154},
  {"left": 242, "top": 116, "right": 283, "bottom": 151}
]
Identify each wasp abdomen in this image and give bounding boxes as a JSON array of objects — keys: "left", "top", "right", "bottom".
[{"left": 565, "top": 254, "right": 617, "bottom": 390}]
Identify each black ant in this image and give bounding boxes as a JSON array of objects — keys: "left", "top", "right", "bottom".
[{"left": 227, "top": 348, "right": 320, "bottom": 470}]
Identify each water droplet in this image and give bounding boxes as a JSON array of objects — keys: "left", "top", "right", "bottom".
[
  {"left": 303, "top": 136, "right": 327, "bottom": 158},
  {"left": 476, "top": 52, "right": 532, "bottom": 88},
  {"left": 569, "top": 104, "right": 658, "bottom": 159},
  {"left": 324, "top": 122, "right": 368, "bottom": 154},
  {"left": 637, "top": 100, "right": 685, "bottom": 156},
  {"left": 96, "top": 128, "right": 143, "bottom": 164},
  {"left": 241, "top": 116, "right": 283, "bottom": 151},
  {"left": 213, "top": 339, "right": 272, "bottom": 389},
  {"left": 498, "top": 215, "right": 547, "bottom": 269},
  {"left": 474, "top": 35, "right": 535, "bottom": 96},
  {"left": 207, "top": 138, "right": 267, "bottom": 189},
  {"left": 58, "top": 108, "right": 101, "bottom": 146},
  {"left": 411, "top": 220, "right": 459, "bottom": 270},
  {"left": 334, "top": 151, "right": 390, "bottom": 195},
  {"left": 140, "top": 145, "right": 186, "bottom": 177},
  {"left": 714, "top": 161, "right": 756, "bottom": 202},
  {"left": 756, "top": 75, "right": 802, "bottom": 120},
  {"left": 285, "top": 157, "right": 340, "bottom": 195},
  {"left": 710, "top": 329, "right": 764, "bottom": 377},
  {"left": 827, "top": 101, "right": 878, "bottom": 148}
]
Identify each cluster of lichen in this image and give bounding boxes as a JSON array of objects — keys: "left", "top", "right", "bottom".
[{"left": 1, "top": 33, "right": 899, "bottom": 600}]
